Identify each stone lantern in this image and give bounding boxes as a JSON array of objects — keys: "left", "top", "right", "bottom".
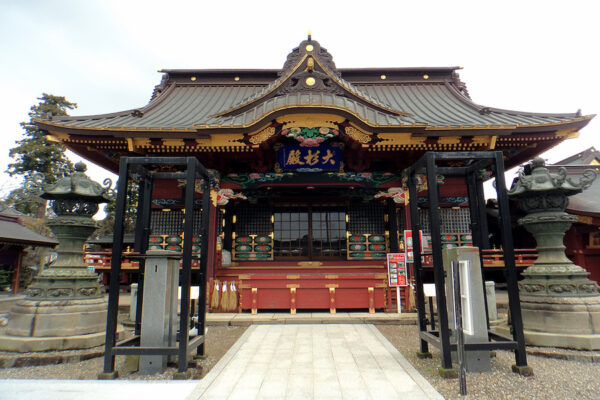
[
  {"left": 0, "top": 162, "right": 113, "bottom": 351},
  {"left": 508, "top": 157, "right": 600, "bottom": 348}
]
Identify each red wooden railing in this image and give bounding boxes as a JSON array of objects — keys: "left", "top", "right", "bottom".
[
  {"left": 85, "top": 249, "right": 538, "bottom": 270},
  {"left": 84, "top": 251, "right": 203, "bottom": 269}
]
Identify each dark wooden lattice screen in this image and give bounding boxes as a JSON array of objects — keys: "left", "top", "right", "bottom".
[
  {"left": 348, "top": 202, "right": 385, "bottom": 234},
  {"left": 419, "top": 208, "right": 471, "bottom": 234},
  {"left": 234, "top": 203, "right": 272, "bottom": 236},
  {"left": 150, "top": 209, "right": 203, "bottom": 236}
]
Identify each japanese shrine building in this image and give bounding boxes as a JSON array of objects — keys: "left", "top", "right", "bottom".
[{"left": 36, "top": 37, "right": 593, "bottom": 313}]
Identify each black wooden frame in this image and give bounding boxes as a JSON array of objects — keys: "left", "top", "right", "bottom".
[
  {"left": 102, "top": 156, "right": 211, "bottom": 376},
  {"left": 406, "top": 151, "right": 528, "bottom": 371}
]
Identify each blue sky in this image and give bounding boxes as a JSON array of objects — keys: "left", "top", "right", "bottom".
[{"left": 1, "top": 0, "right": 598, "bottom": 200}]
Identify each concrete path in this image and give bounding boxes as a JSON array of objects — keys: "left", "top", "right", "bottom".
[
  {"left": 187, "top": 324, "right": 443, "bottom": 400},
  {"left": 0, "top": 324, "right": 442, "bottom": 400}
]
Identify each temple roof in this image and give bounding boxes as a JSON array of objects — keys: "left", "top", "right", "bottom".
[
  {"left": 36, "top": 38, "right": 593, "bottom": 136},
  {"left": 549, "top": 149, "right": 600, "bottom": 217},
  {"left": 0, "top": 209, "right": 58, "bottom": 247},
  {"left": 555, "top": 147, "right": 600, "bottom": 166}
]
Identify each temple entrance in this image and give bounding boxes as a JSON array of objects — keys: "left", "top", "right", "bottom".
[{"left": 273, "top": 205, "right": 347, "bottom": 260}]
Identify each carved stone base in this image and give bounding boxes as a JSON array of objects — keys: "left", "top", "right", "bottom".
[
  {"left": 517, "top": 295, "right": 600, "bottom": 349},
  {"left": 5, "top": 297, "right": 107, "bottom": 337},
  {"left": 0, "top": 325, "right": 124, "bottom": 353},
  {"left": 494, "top": 323, "right": 600, "bottom": 350}
]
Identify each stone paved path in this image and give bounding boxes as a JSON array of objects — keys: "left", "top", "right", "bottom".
[
  {"left": 186, "top": 324, "right": 443, "bottom": 400},
  {"left": 0, "top": 323, "right": 443, "bottom": 400}
]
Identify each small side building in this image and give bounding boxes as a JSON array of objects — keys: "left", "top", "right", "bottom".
[{"left": 0, "top": 207, "right": 58, "bottom": 294}]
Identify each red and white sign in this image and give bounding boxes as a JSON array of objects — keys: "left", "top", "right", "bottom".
[
  {"left": 404, "top": 230, "right": 429, "bottom": 263},
  {"left": 387, "top": 253, "right": 408, "bottom": 287}
]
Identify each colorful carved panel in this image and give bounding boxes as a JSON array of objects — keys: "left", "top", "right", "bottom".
[
  {"left": 346, "top": 233, "right": 388, "bottom": 260},
  {"left": 233, "top": 234, "right": 274, "bottom": 261},
  {"left": 166, "top": 236, "right": 183, "bottom": 244},
  {"left": 147, "top": 234, "right": 202, "bottom": 252},
  {"left": 438, "top": 232, "right": 473, "bottom": 249}
]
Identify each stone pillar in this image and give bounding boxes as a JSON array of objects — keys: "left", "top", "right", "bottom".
[
  {"left": 139, "top": 251, "right": 179, "bottom": 375},
  {"left": 485, "top": 281, "right": 498, "bottom": 322}
]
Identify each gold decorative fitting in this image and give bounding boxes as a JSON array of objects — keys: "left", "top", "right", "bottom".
[
  {"left": 423, "top": 74, "right": 429, "bottom": 79},
  {"left": 249, "top": 126, "right": 276, "bottom": 144},
  {"left": 234, "top": 76, "right": 240, "bottom": 81},
  {"left": 380, "top": 75, "right": 387, "bottom": 80},
  {"left": 305, "top": 77, "right": 316, "bottom": 86},
  {"left": 306, "top": 44, "right": 314, "bottom": 52},
  {"left": 190, "top": 76, "right": 197, "bottom": 81},
  {"left": 345, "top": 126, "right": 371, "bottom": 144}
]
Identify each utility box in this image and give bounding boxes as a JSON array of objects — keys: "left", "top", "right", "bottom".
[
  {"left": 139, "top": 251, "right": 180, "bottom": 375},
  {"left": 443, "top": 246, "right": 491, "bottom": 372}
]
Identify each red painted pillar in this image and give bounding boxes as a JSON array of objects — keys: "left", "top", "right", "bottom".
[{"left": 11, "top": 250, "right": 23, "bottom": 295}]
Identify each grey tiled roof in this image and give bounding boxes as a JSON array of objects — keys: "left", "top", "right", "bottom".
[
  {"left": 0, "top": 217, "right": 58, "bottom": 247},
  {"left": 47, "top": 81, "right": 582, "bottom": 131}
]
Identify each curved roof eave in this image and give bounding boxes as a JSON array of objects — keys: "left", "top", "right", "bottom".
[
  {"left": 195, "top": 105, "right": 427, "bottom": 133},
  {"left": 444, "top": 82, "right": 585, "bottom": 120}
]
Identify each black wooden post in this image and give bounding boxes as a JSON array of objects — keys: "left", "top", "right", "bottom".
[
  {"left": 102, "top": 157, "right": 129, "bottom": 376},
  {"left": 178, "top": 159, "right": 196, "bottom": 373},
  {"left": 426, "top": 153, "right": 452, "bottom": 370},
  {"left": 197, "top": 177, "right": 211, "bottom": 356},
  {"left": 134, "top": 174, "right": 153, "bottom": 335},
  {"left": 476, "top": 176, "right": 490, "bottom": 249},
  {"left": 466, "top": 172, "right": 483, "bottom": 250},
  {"left": 466, "top": 171, "right": 490, "bottom": 328},
  {"left": 408, "top": 170, "right": 428, "bottom": 354},
  {"left": 223, "top": 203, "right": 233, "bottom": 252},
  {"left": 492, "top": 152, "right": 528, "bottom": 368}
]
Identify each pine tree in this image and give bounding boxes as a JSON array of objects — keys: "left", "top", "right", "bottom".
[{"left": 6, "top": 94, "right": 76, "bottom": 216}]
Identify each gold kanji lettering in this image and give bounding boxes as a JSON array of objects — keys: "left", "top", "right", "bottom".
[
  {"left": 304, "top": 150, "right": 320, "bottom": 166},
  {"left": 321, "top": 149, "right": 336, "bottom": 165},
  {"left": 286, "top": 150, "right": 304, "bottom": 165}
]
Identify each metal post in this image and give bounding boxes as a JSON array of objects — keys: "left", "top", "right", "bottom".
[
  {"left": 429, "top": 297, "right": 436, "bottom": 330},
  {"left": 178, "top": 159, "right": 195, "bottom": 373},
  {"left": 408, "top": 170, "right": 428, "bottom": 354},
  {"left": 452, "top": 261, "right": 467, "bottom": 396},
  {"left": 197, "top": 178, "right": 211, "bottom": 356},
  {"left": 102, "top": 157, "right": 129, "bottom": 375},
  {"left": 493, "top": 152, "right": 528, "bottom": 367},
  {"left": 426, "top": 153, "right": 453, "bottom": 369}
]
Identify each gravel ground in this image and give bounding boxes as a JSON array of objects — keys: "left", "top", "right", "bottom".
[
  {"left": 377, "top": 325, "right": 600, "bottom": 400},
  {"left": 0, "top": 325, "right": 246, "bottom": 380}
]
